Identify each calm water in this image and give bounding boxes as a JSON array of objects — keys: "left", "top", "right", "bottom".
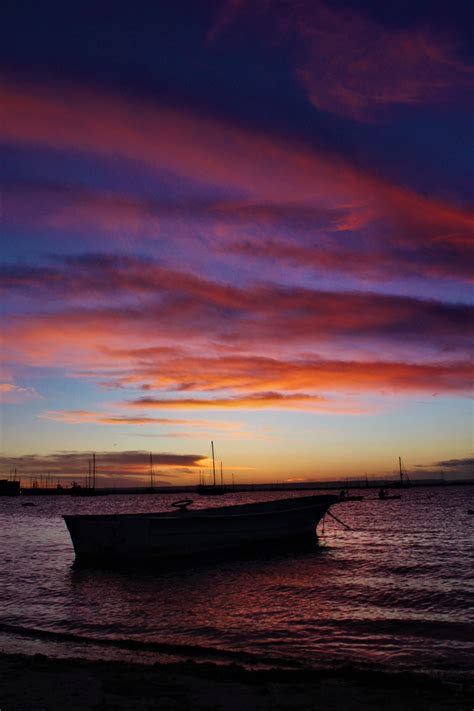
[{"left": 1, "top": 487, "right": 473, "bottom": 677}]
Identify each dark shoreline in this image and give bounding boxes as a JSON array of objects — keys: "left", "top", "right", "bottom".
[
  {"left": 1, "top": 651, "right": 472, "bottom": 710},
  {"left": 11, "top": 479, "right": 474, "bottom": 496}
]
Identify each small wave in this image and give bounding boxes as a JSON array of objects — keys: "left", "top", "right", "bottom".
[{"left": 0, "top": 621, "right": 302, "bottom": 669}]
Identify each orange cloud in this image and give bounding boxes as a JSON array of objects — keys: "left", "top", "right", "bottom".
[
  {"left": 40, "top": 409, "right": 244, "bottom": 430},
  {"left": 34, "top": 352, "right": 473, "bottom": 420},
  {"left": 2, "top": 257, "right": 472, "bottom": 404},
  {"left": 111, "top": 353, "right": 474, "bottom": 396},
  {"left": 128, "top": 391, "right": 325, "bottom": 410}
]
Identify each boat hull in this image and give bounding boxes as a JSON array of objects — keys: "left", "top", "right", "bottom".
[{"left": 64, "top": 495, "right": 338, "bottom": 563}]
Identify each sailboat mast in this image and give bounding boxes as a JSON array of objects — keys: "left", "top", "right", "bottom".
[
  {"left": 211, "top": 441, "right": 216, "bottom": 487},
  {"left": 220, "top": 461, "right": 223, "bottom": 488},
  {"left": 150, "top": 452, "right": 154, "bottom": 490},
  {"left": 92, "top": 453, "right": 96, "bottom": 490},
  {"left": 399, "top": 456, "right": 403, "bottom": 486}
]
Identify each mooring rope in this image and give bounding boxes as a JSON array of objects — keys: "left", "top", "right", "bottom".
[{"left": 326, "top": 510, "right": 352, "bottom": 530}]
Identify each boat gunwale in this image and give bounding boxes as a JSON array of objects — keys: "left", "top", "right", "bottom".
[{"left": 63, "top": 494, "right": 340, "bottom": 523}]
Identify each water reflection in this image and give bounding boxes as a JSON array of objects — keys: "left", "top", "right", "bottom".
[{"left": 1, "top": 487, "right": 473, "bottom": 676}]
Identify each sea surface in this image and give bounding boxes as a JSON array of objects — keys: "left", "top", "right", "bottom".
[{"left": 1, "top": 486, "right": 473, "bottom": 678}]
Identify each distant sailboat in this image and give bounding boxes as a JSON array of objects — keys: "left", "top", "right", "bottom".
[
  {"left": 390, "top": 456, "right": 411, "bottom": 490},
  {"left": 398, "top": 456, "right": 411, "bottom": 486},
  {"left": 148, "top": 452, "right": 157, "bottom": 493},
  {"left": 377, "top": 457, "right": 409, "bottom": 499},
  {"left": 377, "top": 487, "right": 401, "bottom": 501},
  {"left": 71, "top": 453, "right": 107, "bottom": 496},
  {"left": 196, "top": 441, "right": 226, "bottom": 496}
]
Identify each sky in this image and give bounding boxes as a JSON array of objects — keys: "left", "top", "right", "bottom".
[{"left": 0, "top": 0, "right": 473, "bottom": 486}]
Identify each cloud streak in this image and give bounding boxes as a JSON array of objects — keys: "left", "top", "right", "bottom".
[
  {"left": 1, "top": 80, "right": 472, "bottom": 282},
  {"left": 40, "top": 409, "right": 244, "bottom": 430},
  {"left": 3, "top": 180, "right": 473, "bottom": 285},
  {"left": 2, "top": 254, "right": 472, "bottom": 353},
  {"left": 2, "top": 253, "right": 472, "bottom": 413},
  {"left": 116, "top": 354, "right": 474, "bottom": 397},
  {"left": 127, "top": 392, "right": 327, "bottom": 411}
]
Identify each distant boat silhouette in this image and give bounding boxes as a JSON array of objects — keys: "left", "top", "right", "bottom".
[
  {"left": 339, "top": 490, "right": 363, "bottom": 501},
  {"left": 196, "top": 442, "right": 226, "bottom": 496},
  {"left": 196, "top": 484, "right": 226, "bottom": 496},
  {"left": 71, "top": 454, "right": 108, "bottom": 496},
  {"left": 390, "top": 457, "right": 411, "bottom": 488},
  {"left": 378, "top": 487, "right": 401, "bottom": 500}
]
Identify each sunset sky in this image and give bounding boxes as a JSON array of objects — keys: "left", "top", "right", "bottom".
[{"left": 1, "top": 0, "right": 472, "bottom": 486}]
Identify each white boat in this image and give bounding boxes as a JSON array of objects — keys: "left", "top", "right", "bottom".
[{"left": 63, "top": 494, "right": 340, "bottom": 563}]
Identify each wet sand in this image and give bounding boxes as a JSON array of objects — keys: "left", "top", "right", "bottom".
[{"left": 0, "top": 652, "right": 472, "bottom": 710}]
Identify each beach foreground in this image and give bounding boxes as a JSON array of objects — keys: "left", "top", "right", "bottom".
[{"left": 0, "top": 652, "right": 472, "bottom": 710}]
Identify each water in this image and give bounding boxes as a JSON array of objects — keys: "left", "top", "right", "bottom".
[{"left": 1, "top": 487, "right": 473, "bottom": 677}]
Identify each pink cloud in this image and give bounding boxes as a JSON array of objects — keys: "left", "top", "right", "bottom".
[
  {"left": 0, "top": 77, "right": 355, "bottom": 203},
  {"left": 2, "top": 82, "right": 472, "bottom": 284},
  {"left": 1, "top": 257, "right": 472, "bottom": 418},
  {"left": 0, "top": 382, "right": 40, "bottom": 404},
  {"left": 211, "top": 0, "right": 473, "bottom": 121},
  {"left": 1, "top": 257, "right": 472, "bottom": 390},
  {"left": 1, "top": 77, "right": 470, "bottom": 229}
]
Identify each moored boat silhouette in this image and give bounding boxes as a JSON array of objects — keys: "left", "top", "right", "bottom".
[{"left": 64, "top": 494, "right": 342, "bottom": 563}]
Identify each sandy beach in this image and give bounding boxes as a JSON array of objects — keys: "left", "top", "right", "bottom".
[{"left": 1, "top": 652, "right": 472, "bottom": 710}]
